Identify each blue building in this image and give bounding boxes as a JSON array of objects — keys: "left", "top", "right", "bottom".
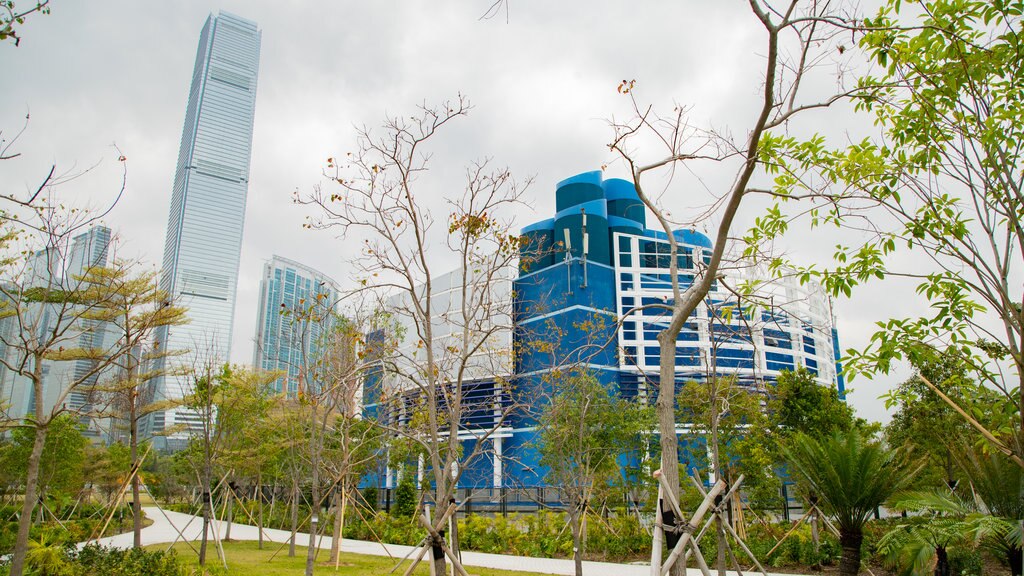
[
  {"left": 143, "top": 11, "right": 261, "bottom": 447},
  {"left": 506, "top": 171, "right": 842, "bottom": 487},
  {"left": 253, "top": 256, "right": 340, "bottom": 397},
  {"left": 368, "top": 171, "right": 842, "bottom": 491}
]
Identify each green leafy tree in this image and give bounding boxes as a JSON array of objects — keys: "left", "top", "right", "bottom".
[
  {"left": 537, "top": 372, "right": 652, "bottom": 576},
  {"left": 769, "top": 367, "right": 855, "bottom": 439},
  {"left": 753, "top": 0, "right": 1024, "bottom": 465},
  {"left": 80, "top": 263, "right": 188, "bottom": 548},
  {"left": 784, "top": 430, "right": 917, "bottom": 576},
  {"left": 82, "top": 441, "right": 130, "bottom": 505},
  {"left": 392, "top": 468, "right": 418, "bottom": 519},
  {"left": 4, "top": 414, "right": 87, "bottom": 507},
  {"left": 884, "top": 355, "right": 1001, "bottom": 488},
  {"left": 177, "top": 364, "right": 274, "bottom": 566},
  {"left": 678, "top": 377, "right": 779, "bottom": 508}
]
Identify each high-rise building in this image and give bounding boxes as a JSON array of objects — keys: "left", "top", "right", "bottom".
[
  {"left": 253, "top": 256, "right": 340, "bottom": 396},
  {"left": 142, "top": 11, "right": 261, "bottom": 447},
  {"left": 364, "top": 171, "right": 844, "bottom": 491},
  {"left": 0, "top": 226, "right": 113, "bottom": 441}
]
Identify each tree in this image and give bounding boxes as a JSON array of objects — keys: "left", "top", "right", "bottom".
[
  {"left": 784, "top": 430, "right": 917, "bottom": 576},
  {"left": 0, "top": 0, "right": 50, "bottom": 46},
  {"left": 317, "top": 314, "right": 386, "bottom": 566},
  {"left": 878, "top": 488, "right": 1015, "bottom": 576},
  {"left": 4, "top": 414, "right": 87, "bottom": 508},
  {"left": 82, "top": 441, "right": 130, "bottom": 505},
  {"left": 884, "top": 355, "right": 1001, "bottom": 488},
  {"left": 770, "top": 367, "right": 855, "bottom": 439},
  {"left": 754, "top": 0, "right": 1024, "bottom": 465},
  {"left": 678, "top": 377, "right": 778, "bottom": 507},
  {"left": 604, "top": 7, "right": 862, "bottom": 569},
  {"left": 177, "top": 363, "right": 274, "bottom": 567},
  {"left": 80, "top": 263, "right": 188, "bottom": 548},
  {"left": 0, "top": 207, "right": 142, "bottom": 576},
  {"left": 536, "top": 371, "right": 651, "bottom": 576},
  {"left": 300, "top": 95, "right": 529, "bottom": 576}
]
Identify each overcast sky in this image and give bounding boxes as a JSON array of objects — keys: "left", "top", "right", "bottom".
[{"left": 0, "top": 0, "right": 916, "bottom": 423}]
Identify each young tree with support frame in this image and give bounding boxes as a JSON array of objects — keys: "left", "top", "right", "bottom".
[
  {"left": 300, "top": 95, "right": 530, "bottom": 576},
  {"left": 605, "top": 3, "right": 865, "bottom": 573}
]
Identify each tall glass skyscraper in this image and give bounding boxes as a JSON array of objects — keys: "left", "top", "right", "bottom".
[
  {"left": 142, "top": 12, "right": 261, "bottom": 446},
  {"left": 253, "top": 256, "right": 340, "bottom": 397}
]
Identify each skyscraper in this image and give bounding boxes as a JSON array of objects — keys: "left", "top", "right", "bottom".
[
  {"left": 253, "top": 256, "right": 340, "bottom": 397},
  {"left": 142, "top": 12, "right": 261, "bottom": 447},
  {"left": 0, "top": 226, "right": 113, "bottom": 441}
]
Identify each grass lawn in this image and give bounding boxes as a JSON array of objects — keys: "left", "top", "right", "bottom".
[{"left": 152, "top": 540, "right": 556, "bottom": 576}]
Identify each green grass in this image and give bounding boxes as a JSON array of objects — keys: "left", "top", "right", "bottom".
[{"left": 152, "top": 540, "right": 555, "bottom": 576}]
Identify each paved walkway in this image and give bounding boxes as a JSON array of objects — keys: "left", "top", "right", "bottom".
[{"left": 91, "top": 506, "right": 801, "bottom": 576}]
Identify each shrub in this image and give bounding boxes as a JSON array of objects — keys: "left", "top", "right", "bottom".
[{"left": 393, "top": 473, "right": 417, "bottom": 518}]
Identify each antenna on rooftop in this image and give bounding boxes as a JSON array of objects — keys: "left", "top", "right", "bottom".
[
  {"left": 581, "top": 207, "right": 588, "bottom": 289},
  {"left": 563, "top": 227, "right": 572, "bottom": 293}
]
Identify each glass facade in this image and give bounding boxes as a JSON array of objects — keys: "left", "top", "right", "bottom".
[
  {"left": 142, "top": 12, "right": 261, "bottom": 445},
  {"left": 0, "top": 226, "right": 112, "bottom": 440},
  {"left": 253, "top": 256, "right": 340, "bottom": 396}
]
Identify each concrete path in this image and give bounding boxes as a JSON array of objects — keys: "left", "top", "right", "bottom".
[{"left": 90, "top": 506, "right": 801, "bottom": 576}]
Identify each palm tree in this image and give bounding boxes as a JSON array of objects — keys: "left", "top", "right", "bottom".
[
  {"left": 784, "top": 430, "right": 917, "bottom": 576},
  {"left": 878, "top": 488, "right": 1016, "bottom": 576}
]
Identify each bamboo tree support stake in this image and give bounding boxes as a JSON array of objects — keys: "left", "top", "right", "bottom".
[
  {"left": 688, "top": 535, "right": 714, "bottom": 576},
  {"left": 659, "top": 476, "right": 726, "bottom": 576},
  {"left": 91, "top": 444, "right": 151, "bottom": 542},
  {"left": 139, "top": 479, "right": 200, "bottom": 556},
  {"left": 653, "top": 491, "right": 719, "bottom": 571},
  {"left": 818, "top": 508, "right": 840, "bottom": 538},
  {"left": 763, "top": 507, "right": 813, "bottom": 559},
  {"left": 659, "top": 474, "right": 712, "bottom": 576},
  {"left": 209, "top": 486, "right": 228, "bottom": 570},
  {"left": 686, "top": 474, "right": 768, "bottom": 576},
  {"left": 399, "top": 503, "right": 460, "bottom": 576},
  {"left": 223, "top": 485, "right": 278, "bottom": 544},
  {"left": 650, "top": 483, "right": 664, "bottom": 576},
  {"left": 418, "top": 507, "right": 470, "bottom": 576},
  {"left": 918, "top": 374, "right": 1024, "bottom": 467}
]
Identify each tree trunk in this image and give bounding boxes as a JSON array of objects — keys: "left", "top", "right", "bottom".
[
  {"left": 225, "top": 485, "right": 234, "bottom": 541},
  {"left": 9, "top": 418, "right": 47, "bottom": 576},
  {"left": 811, "top": 510, "right": 820, "bottom": 555},
  {"left": 428, "top": 503, "right": 447, "bottom": 576},
  {"left": 257, "top": 470, "right": 264, "bottom": 550},
  {"left": 289, "top": 478, "right": 299, "bottom": 557},
  {"left": 199, "top": 481, "right": 211, "bottom": 566},
  {"left": 305, "top": 456, "right": 320, "bottom": 576},
  {"left": 710, "top": 381, "right": 726, "bottom": 576},
  {"left": 449, "top": 496, "right": 460, "bottom": 574},
  {"left": 934, "top": 545, "right": 950, "bottom": 576},
  {"left": 1008, "top": 544, "right": 1022, "bottom": 576},
  {"left": 656, "top": 334, "right": 683, "bottom": 576},
  {"left": 130, "top": 401, "right": 142, "bottom": 548},
  {"left": 330, "top": 487, "right": 343, "bottom": 563},
  {"left": 838, "top": 530, "right": 863, "bottom": 576},
  {"left": 568, "top": 505, "right": 584, "bottom": 576}
]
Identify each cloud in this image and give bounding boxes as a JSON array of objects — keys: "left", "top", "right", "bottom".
[{"left": 1, "top": 0, "right": 903, "bottom": 422}]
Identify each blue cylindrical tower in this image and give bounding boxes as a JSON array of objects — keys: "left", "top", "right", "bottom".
[
  {"left": 519, "top": 218, "right": 555, "bottom": 274},
  {"left": 553, "top": 171, "right": 611, "bottom": 266}
]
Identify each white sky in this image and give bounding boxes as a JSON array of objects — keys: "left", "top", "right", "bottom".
[{"left": 0, "top": 0, "right": 915, "bottom": 423}]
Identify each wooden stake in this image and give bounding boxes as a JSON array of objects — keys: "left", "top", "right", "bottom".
[
  {"left": 650, "top": 484, "right": 663, "bottom": 576},
  {"left": 660, "top": 479, "right": 726, "bottom": 576}
]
